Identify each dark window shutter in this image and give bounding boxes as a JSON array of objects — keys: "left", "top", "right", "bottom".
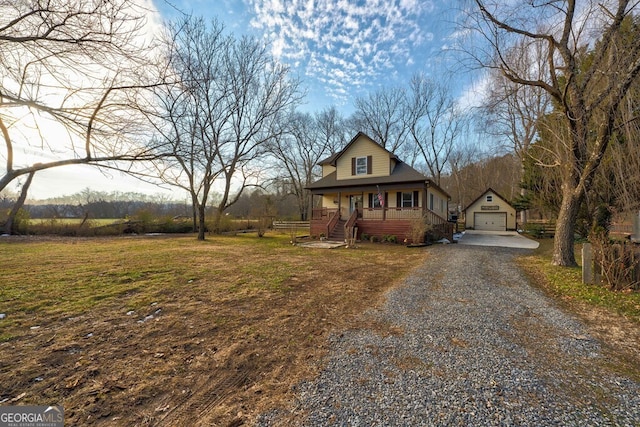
[
  {"left": 367, "top": 155, "right": 372, "bottom": 174},
  {"left": 396, "top": 192, "right": 402, "bottom": 208},
  {"left": 384, "top": 192, "right": 388, "bottom": 207},
  {"left": 368, "top": 193, "right": 373, "bottom": 207},
  {"left": 351, "top": 157, "right": 355, "bottom": 175},
  {"left": 413, "top": 191, "right": 419, "bottom": 207}
]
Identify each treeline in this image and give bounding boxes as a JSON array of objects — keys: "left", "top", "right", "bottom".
[{"left": 1, "top": 189, "right": 303, "bottom": 222}]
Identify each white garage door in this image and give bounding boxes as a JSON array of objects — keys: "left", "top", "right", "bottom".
[{"left": 474, "top": 212, "right": 507, "bottom": 231}]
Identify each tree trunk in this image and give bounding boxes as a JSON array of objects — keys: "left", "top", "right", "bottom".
[
  {"left": 552, "top": 189, "right": 583, "bottom": 267},
  {"left": 190, "top": 193, "right": 198, "bottom": 233},
  {"left": 4, "top": 171, "right": 35, "bottom": 235},
  {"left": 197, "top": 203, "right": 206, "bottom": 241}
]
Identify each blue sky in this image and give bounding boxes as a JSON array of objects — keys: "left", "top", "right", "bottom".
[
  {"left": 19, "top": 0, "right": 484, "bottom": 200},
  {"left": 153, "top": 0, "right": 477, "bottom": 114}
]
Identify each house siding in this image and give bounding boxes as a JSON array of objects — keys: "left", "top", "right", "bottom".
[
  {"left": 336, "top": 137, "right": 390, "bottom": 180},
  {"left": 309, "top": 132, "right": 453, "bottom": 242},
  {"left": 326, "top": 189, "right": 451, "bottom": 220},
  {"left": 322, "top": 164, "right": 336, "bottom": 177},
  {"left": 427, "top": 189, "right": 448, "bottom": 218},
  {"left": 321, "top": 195, "right": 337, "bottom": 207}
]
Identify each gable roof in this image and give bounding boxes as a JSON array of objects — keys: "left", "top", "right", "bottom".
[
  {"left": 464, "top": 188, "right": 515, "bottom": 212},
  {"left": 309, "top": 131, "right": 450, "bottom": 199},
  {"left": 307, "top": 161, "right": 431, "bottom": 190},
  {"left": 317, "top": 132, "right": 399, "bottom": 166}
]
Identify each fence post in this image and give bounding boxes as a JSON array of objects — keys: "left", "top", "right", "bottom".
[{"left": 582, "top": 243, "right": 593, "bottom": 284}]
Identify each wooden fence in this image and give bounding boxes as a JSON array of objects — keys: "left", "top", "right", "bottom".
[
  {"left": 272, "top": 220, "right": 310, "bottom": 232},
  {"left": 523, "top": 220, "right": 556, "bottom": 238}
]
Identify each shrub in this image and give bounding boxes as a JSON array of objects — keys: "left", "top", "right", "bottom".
[
  {"left": 132, "top": 209, "right": 156, "bottom": 233},
  {"left": 383, "top": 234, "right": 397, "bottom": 244},
  {"left": 523, "top": 223, "right": 545, "bottom": 238},
  {"left": 590, "top": 232, "right": 640, "bottom": 291},
  {"left": 9, "top": 208, "right": 31, "bottom": 234},
  {"left": 409, "top": 214, "right": 433, "bottom": 244}
]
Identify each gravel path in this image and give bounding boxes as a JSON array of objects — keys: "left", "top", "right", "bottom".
[{"left": 257, "top": 245, "right": 640, "bottom": 426}]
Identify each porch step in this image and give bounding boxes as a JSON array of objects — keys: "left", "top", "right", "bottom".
[{"left": 329, "top": 219, "right": 346, "bottom": 241}]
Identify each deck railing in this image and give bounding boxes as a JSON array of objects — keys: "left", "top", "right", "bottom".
[
  {"left": 312, "top": 207, "right": 448, "bottom": 224},
  {"left": 344, "top": 209, "right": 358, "bottom": 240},
  {"left": 312, "top": 207, "right": 338, "bottom": 220},
  {"left": 326, "top": 210, "right": 339, "bottom": 237},
  {"left": 359, "top": 207, "right": 448, "bottom": 225}
]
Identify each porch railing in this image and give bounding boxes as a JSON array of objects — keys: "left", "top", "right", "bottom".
[
  {"left": 312, "top": 207, "right": 448, "bottom": 225},
  {"left": 326, "top": 209, "right": 339, "bottom": 237},
  {"left": 361, "top": 207, "right": 448, "bottom": 224},
  {"left": 312, "top": 207, "right": 338, "bottom": 220},
  {"left": 344, "top": 208, "right": 358, "bottom": 240}
]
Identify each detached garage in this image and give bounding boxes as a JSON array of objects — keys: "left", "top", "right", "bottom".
[{"left": 464, "top": 188, "right": 516, "bottom": 232}]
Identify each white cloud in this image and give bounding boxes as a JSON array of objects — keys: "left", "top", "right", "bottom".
[
  {"left": 247, "top": 0, "right": 442, "bottom": 103},
  {"left": 456, "top": 71, "right": 491, "bottom": 111}
]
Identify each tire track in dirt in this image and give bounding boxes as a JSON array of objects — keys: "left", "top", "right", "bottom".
[
  {"left": 154, "top": 338, "right": 256, "bottom": 427},
  {"left": 155, "top": 368, "right": 249, "bottom": 426}
]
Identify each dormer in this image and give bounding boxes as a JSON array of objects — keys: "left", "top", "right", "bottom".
[{"left": 317, "top": 132, "right": 398, "bottom": 180}]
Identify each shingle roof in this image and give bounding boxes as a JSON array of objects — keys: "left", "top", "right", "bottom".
[
  {"left": 308, "top": 162, "right": 428, "bottom": 190},
  {"left": 463, "top": 188, "right": 515, "bottom": 212},
  {"left": 309, "top": 132, "right": 450, "bottom": 199}
]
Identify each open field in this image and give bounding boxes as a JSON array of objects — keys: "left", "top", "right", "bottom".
[
  {"left": 27, "top": 218, "right": 123, "bottom": 226},
  {"left": 0, "top": 234, "right": 427, "bottom": 426}
]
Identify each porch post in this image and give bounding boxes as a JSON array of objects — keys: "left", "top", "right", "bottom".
[
  {"left": 382, "top": 189, "right": 386, "bottom": 221},
  {"left": 423, "top": 188, "right": 427, "bottom": 214}
]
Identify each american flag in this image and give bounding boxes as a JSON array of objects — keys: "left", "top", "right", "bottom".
[{"left": 377, "top": 186, "right": 384, "bottom": 207}]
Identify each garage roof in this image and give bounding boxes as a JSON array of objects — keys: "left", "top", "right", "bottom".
[{"left": 464, "top": 188, "right": 515, "bottom": 213}]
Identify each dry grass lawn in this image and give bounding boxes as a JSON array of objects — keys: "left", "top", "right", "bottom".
[{"left": 0, "top": 234, "right": 428, "bottom": 426}]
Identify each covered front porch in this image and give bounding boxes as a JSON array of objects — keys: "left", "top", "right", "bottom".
[{"left": 310, "top": 189, "right": 452, "bottom": 242}]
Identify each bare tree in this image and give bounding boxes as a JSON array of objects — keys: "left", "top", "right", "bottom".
[
  {"left": 315, "top": 106, "right": 350, "bottom": 155},
  {"left": 480, "top": 42, "right": 552, "bottom": 225},
  {"left": 467, "top": 0, "right": 640, "bottom": 266},
  {"left": 350, "top": 86, "right": 409, "bottom": 154},
  {"left": 268, "top": 108, "right": 346, "bottom": 220},
  {"left": 150, "top": 17, "right": 301, "bottom": 239},
  {"left": 444, "top": 140, "right": 484, "bottom": 212},
  {"left": 210, "top": 34, "right": 301, "bottom": 233},
  {"left": 406, "top": 73, "right": 467, "bottom": 186},
  {"left": 0, "top": 0, "right": 163, "bottom": 199},
  {"left": 609, "top": 56, "right": 640, "bottom": 214}
]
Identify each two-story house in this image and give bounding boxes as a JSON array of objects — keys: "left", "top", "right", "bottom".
[{"left": 307, "top": 132, "right": 452, "bottom": 243}]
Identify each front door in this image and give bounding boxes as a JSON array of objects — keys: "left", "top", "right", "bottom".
[{"left": 349, "top": 195, "right": 362, "bottom": 217}]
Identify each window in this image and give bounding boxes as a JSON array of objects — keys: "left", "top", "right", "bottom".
[
  {"left": 486, "top": 195, "right": 493, "bottom": 202},
  {"left": 397, "top": 191, "right": 419, "bottom": 208},
  {"left": 355, "top": 156, "right": 367, "bottom": 175},
  {"left": 369, "top": 192, "right": 383, "bottom": 208}
]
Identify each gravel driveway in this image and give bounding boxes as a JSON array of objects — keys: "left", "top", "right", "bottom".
[{"left": 257, "top": 245, "right": 640, "bottom": 426}]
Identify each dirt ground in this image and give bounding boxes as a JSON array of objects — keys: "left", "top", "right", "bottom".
[{"left": 0, "top": 235, "right": 427, "bottom": 426}]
